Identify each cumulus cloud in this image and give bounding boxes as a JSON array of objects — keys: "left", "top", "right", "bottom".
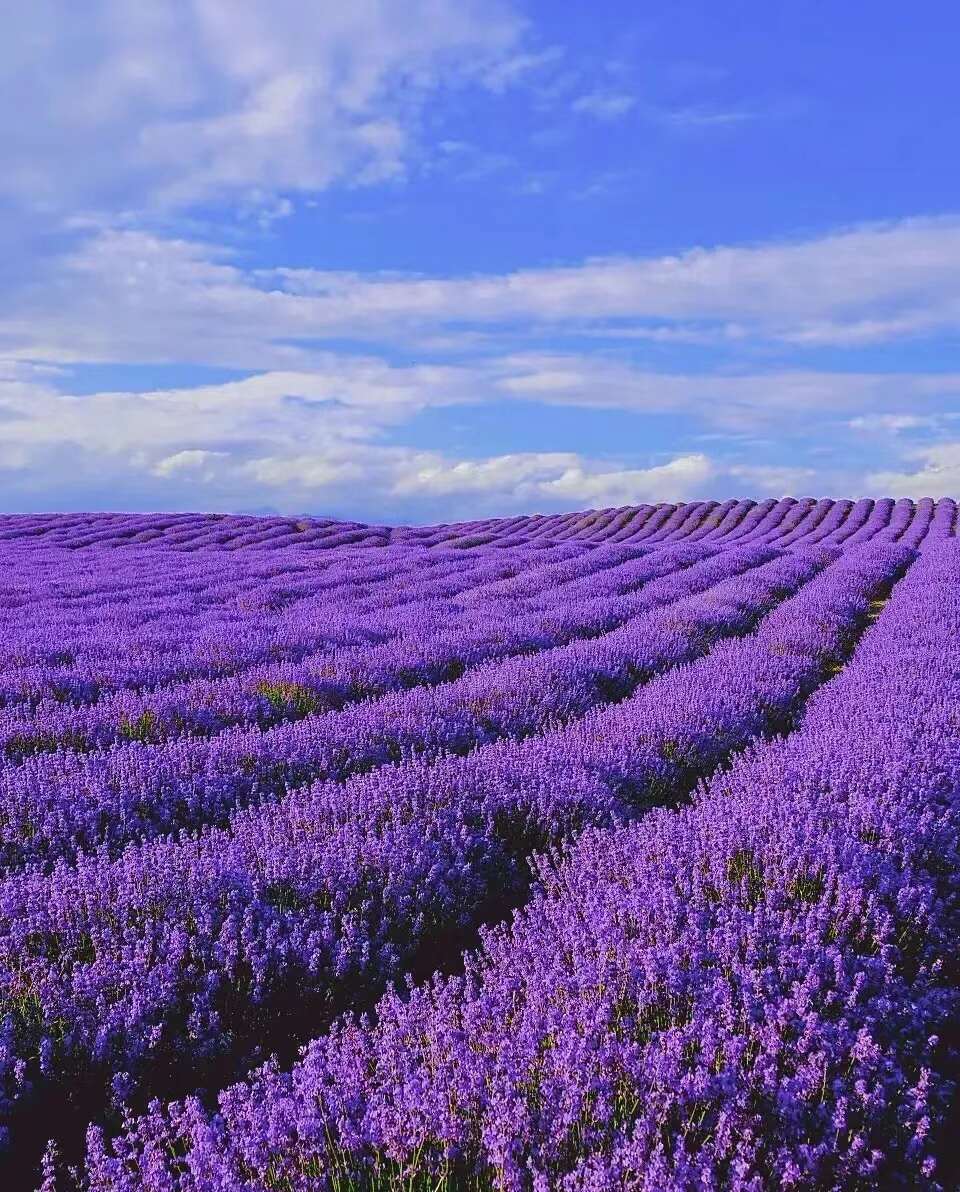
[
  {"left": 4, "top": 7, "right": 956, "bottom": 520},
  {"left": 152, "top": 449, "right": 229, "bottom": 479},
  {"left": 0, "top": 363, "right": 778, "bottom": 517},
  {"left": 1, "top": 355, "right": 954, "bottom": 514},
  {"left": 867, "top": 443, "right": 960, "bottom": 498},
  {"left": 0, "top": 0, "right": 523, "bottom": 215},
  {"left": 389, "top": 451, "right": 712, "bottom": 504},
  {"left": 2, "top": 343, "right": 952, "bottom": 512},
  {"left": 5, "top": 368, "right": 726, "bottom": 518}
]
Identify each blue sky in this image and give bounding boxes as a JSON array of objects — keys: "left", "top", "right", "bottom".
[{"left": 2, "top": 1, "right": 960, "bottom": 521}]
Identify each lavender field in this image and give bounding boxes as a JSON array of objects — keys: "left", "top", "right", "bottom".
[{"left": 1, "top": 497, "right": 957, "bottom": 1189}]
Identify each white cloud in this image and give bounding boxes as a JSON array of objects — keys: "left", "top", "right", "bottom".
[
  {"left": 261, "top": 215, "right": 960, "bottom": 344},
  {"left": 2, "top": 356, "right": 955, "bottom": 515},
  {"left": 9, "top": 217, "right": 960, "bottom": 371},
  {"left": 6, "top": 9, "right": 957, "bottom": 520},
  {"left": 778, "top": 308, "right": 960, "bottom": 346},
  {"left": 848, "top": 413, "right": 939, "bottom": 433},
  {"left": 245, "top": 446, "right": 716, "bottom": 514},
  {"left": 538, "top": 453, "right": 714, "bottom": 504},
  {"left": 237, "top": 192, "right": 295, "bottom": 231},
  {"left": 0, "top": 1, "right": 523, "bottom": 214},
  {"left": 572, "top": 91, "right": 636, "bottom": 120},
  {"left": 867, "top": 443, "right": 960, "bottom": 498},
  {"left": 4, "top": 211, "right": 960, "bottom": 518},
  {"left": 488, "top": 353, "right": 960, "bottom": 432},
  {"left": 658, "top": 105, "right": 756, "bottom": 130},
  {"left": 0, "top": 363, "right": 724, "bottom": 514},
  {"left": 388, "top": 451, "right": 711, "bottom": 504},
  {"left": 152, "top": 448, "right": 229, "bottom": 478},
  {"left": 481, "top": 46, "right": 565, "bottom": 93}
]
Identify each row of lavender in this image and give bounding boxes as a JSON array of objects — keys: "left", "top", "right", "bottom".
[
  {"left": 60, "top": 538, "right": 960, "bottom": 1190},
  {"left": 1, "top": 495, "right": 956, "bottom": 552}
]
